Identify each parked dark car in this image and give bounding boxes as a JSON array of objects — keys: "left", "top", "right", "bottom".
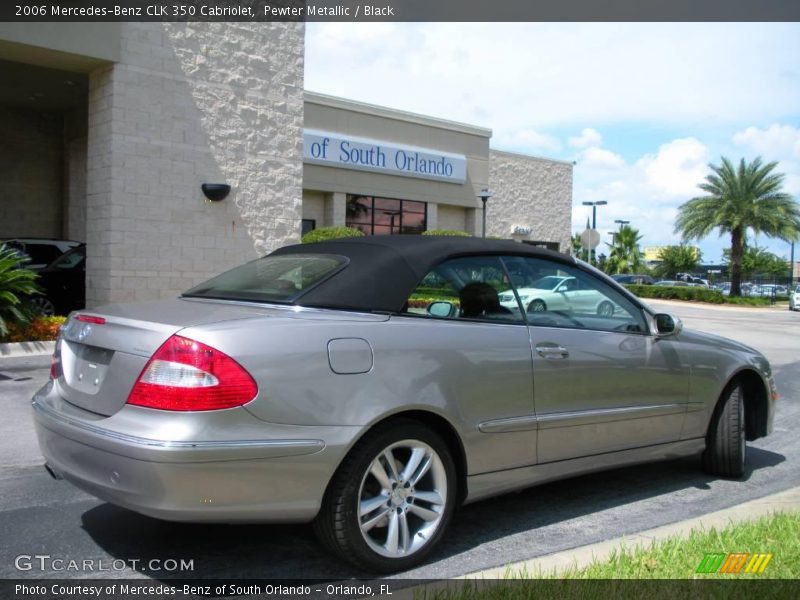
[
  {"left": 31, "top": 244, "right": 85, "bottom": 315},
  {"left": 611, "top": 273, "right": 655, "bottom": 285},
  {"left": 2, "top": 238, "right": 81, "bottom": 270}
]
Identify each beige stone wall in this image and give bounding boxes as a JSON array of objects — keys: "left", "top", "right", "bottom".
[
  {"left": 489, "top": 149, "right": 573, "bottom": 250},
  {"left": 302, "top": 190, "right": 325, "bottom": 227},
  {"left": 86, "top": 22, "right": 304, "bottom": 305},
  {"left": 0, "top": 107, "right": 63, "bottom": 239},
  {"left": 436, "top": 205, "right": 468, "bottom": 232}
]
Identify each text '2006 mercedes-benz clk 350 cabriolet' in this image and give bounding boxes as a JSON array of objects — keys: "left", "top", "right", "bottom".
[{"left": 32, "top": 236, "right": 777, "bottom": 572}]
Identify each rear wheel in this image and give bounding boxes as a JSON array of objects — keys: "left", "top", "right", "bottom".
[
  {"left": 597, "top": 301, "right": 614, "bottom": 317},
  {"left": 702, "top": 382, "right": 746, "bottom": 478},
  {"left": 30, "top": 296, "right": 56, "bottom": 316},
  {"left": 314, "top": 420, "right": 456, "bottom": 573}
]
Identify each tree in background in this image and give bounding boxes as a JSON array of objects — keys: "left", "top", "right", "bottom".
[
  {"left": 654, "top": 245, "right": 701, "bottom": 279},
  {"left": 723, "top": 245, "right": 790, "bottom": 279},
  {"left": 570, "top": 233, "right": 583, "bottom": 258},
  {"left": 675, "top": 157, "right": 799, "bottom": 296},
  {"left": 604, "top": 225, "right": 645, "bottom": 274}
]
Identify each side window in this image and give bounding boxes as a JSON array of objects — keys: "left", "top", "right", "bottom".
[
  {"left": 501, "top": 256, "right": 647, "bottom": 333},
  {"left": 404, "top": 256, "right": 523, "bottom": 323}
]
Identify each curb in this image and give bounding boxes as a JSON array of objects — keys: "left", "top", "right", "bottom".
[
  {"left": 0, "top": 341, "right": 55, "bottom": 358},
  {"left": 645, "top": 298, "right": 789, "bottom": 312},
  {"left": 461, "top": 486, "right": 800, "bottom": 579}
]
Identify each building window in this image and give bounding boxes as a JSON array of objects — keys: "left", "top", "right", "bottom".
[
  {"left": 346, "top": 195, "right": 427, "bottom": 235},
  {"left": 301, "top": 219, "right": 316, "bottom": 236}
]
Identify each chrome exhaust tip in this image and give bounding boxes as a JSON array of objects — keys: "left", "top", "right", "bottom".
[{"left": 44, "top": 464, "right": 63, "bottom": 480}]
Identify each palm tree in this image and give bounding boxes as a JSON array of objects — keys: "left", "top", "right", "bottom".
[
  {"left": 675, "top": 157, "right": 799, "bottom": 296},
  {"left": 605, "top": 225, "right": 645, "bottom": 274},
  {"left": 0, "top": 244, "right": 40, "bottom": 336}
]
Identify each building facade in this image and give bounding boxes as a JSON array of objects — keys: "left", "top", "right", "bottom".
[{"left": 0, "top": 23, "right": 572, "bottom": 310}]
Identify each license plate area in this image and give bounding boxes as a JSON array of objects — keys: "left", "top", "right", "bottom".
[{"left": 62, "top": 341, "right": 114, "bottom": 395}]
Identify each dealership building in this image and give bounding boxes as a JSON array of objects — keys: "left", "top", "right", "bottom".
[{"left": 0, "top": 23, "right": 572, "bottom": 307}]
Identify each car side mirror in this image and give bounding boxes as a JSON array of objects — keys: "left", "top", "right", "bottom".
[
  {"left": 654, "top": 313, "right": 683, "bottom": 337},
  {"left": 427, "top": 301, "right": 457, "bottom": 318}
]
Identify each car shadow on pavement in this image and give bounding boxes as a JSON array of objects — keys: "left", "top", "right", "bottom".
[{"left": 80, "top": 447, "right": 785, "bottom": 581}]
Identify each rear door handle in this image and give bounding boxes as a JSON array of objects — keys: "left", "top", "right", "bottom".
[{"left": 535, "top": 344, "right": 569, "bottom": 359}]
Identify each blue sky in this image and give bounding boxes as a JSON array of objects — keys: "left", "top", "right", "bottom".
[{"left": 305, "top": 23, "right": 800, "bottom": 263}]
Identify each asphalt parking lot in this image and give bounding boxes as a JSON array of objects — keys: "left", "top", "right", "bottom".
[{"left": 0, "top": 301, "right": 796, "bottom": 580}]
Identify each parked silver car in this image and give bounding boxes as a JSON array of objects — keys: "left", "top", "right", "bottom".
[{"left": 33, "top": 236, "right": 777, "bottom": 572}]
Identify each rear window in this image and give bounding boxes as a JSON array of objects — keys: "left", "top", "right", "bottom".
[{"left": 183, "top": 254, "right": 347, "bottom": 303}]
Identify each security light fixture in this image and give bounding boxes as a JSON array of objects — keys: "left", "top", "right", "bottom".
[{"left": 201, "top": 183, "right": 231, "bottom": 202}]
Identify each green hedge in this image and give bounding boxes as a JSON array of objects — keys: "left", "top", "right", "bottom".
[
  {"left": 625, "top": 284, "right": 776, "bottom": 306},
  {"left": 625, "top": 284, "right": 725, "bottom": 303},
  {"left": 301, "top": 226, "right": 364, "bottom": 244},
  {"left": 422, "top": 229, "right": 471, "bottom": 237}
]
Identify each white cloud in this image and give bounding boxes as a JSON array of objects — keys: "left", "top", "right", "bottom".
[
  {"left": 733, "top": 124, "right": 800, "bottom": 160},
  {"left": 580, "top": 147, "right": 625, "bottom": 169},
  {"left": 569, "top": 128, "right": 602, "bottom": 149},
  {"left": 636, "top": 138, "right": 710, "bottom": 198},
  {"left": 732, "top": 124, "right": 800, "bottom": 196},
  {"left": 306, "top": 23, "right": 800, "bottom": 129},
  {"left": 494, "top": 128, "right": 562, "bottom": 153}
]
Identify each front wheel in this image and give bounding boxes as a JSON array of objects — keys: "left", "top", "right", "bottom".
[
  {"left": 528, "top": 299, "right": 547, "bottom": 313},
  {"left": 314, "top": 421, "right": 457, "bottom": 572},
  {"left": 702, "top": 382, "right": 746, "bottom": 478}
]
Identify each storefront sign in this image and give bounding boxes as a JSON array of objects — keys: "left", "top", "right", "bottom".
[{"left": 304, "top": 130, "right": 467, "bottom": 184}]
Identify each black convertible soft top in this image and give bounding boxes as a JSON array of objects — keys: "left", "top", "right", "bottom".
[{"left": 271, "top": 235, "right": 575, "bottom": 313}]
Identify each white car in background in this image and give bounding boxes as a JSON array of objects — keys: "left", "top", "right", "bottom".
[
  {"left": 790, "top": 285, "right": 800, "bottom": 311},
  {"left": 499, "top": 275, "right": 617, "bottom": 317}
]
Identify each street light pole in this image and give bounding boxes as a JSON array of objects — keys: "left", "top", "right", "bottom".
[
  {"left": 614, "top": 219, "right": 630, "bottom": 230},
  {"left": 478, "top": 188, "right": 492, "bottom": 239}
]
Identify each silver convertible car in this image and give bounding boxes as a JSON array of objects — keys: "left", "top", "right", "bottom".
[{"left": 33, "top": 236, "right": 776, "bottom": 572}]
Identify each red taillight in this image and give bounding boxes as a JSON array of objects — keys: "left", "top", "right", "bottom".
[
  {"left": 50, "top": 354, "right": 58, "bottom": 379},
  {"left": 127, "top": 335, "right": 258, "bottom": 411},
  {"left": 75, "top": 314, "right": 106, "bottom": 324}
]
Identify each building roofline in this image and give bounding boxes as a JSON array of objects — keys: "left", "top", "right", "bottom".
[
  {"left": 304, "top": 90, "right": 493, "bottom": 139},
  {"left": 490, "top": 147, "right": 575, "bottom": 167}
]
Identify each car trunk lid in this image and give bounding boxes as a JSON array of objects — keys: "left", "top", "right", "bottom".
[{"left": 56, "top": 298, "right": 277, "bottom": 416}]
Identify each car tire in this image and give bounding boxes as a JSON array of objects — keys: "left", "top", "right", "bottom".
[
  {"left": 30, "top": 296, "right": 56, "bottom": 316},
  {"left": 597, "top": 301, "right": 614, "bottom": 318},
  {"left": 528, "top": 299, "right": 547, "bottom": 313},
  {"left": 313, "top": 420, "right": 457, "bottom": 573},
  {"left": 702, "top": 382, "right": 746, "bottom": 478}
]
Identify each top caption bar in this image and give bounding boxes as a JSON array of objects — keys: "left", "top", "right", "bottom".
[{"left": 3, "top": 0, "right": 800, "bottom": 22}]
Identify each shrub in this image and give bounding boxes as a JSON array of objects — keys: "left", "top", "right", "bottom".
[
  {"left": 0, "top": 243, "right": 41, "bottom": 337},
  {"left": 625, "top": 284, "right": 725, "bottom": 304},
  {"left": 301, "top": 226, "right": 364, "bottom": 244},
  {"left": 422, "top": 229, "right": 471, "bottom": 237},
  {"left": 624, "top": 284, "right": 777, "bottom": 306},
  {"left": 1, "top": 315, "right": 66, "bottom": 343}
]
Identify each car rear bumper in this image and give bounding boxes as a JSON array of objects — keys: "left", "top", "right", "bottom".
[{"left": 32, "top": 382, "right": 359, "bottom": 523}]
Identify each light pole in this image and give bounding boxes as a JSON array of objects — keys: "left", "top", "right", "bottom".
[
  {"left": 582, "top": 200, "right": 607, "bottom": 264},
  {"left": 614, "top": 219, "right": 630, "bottom": 230},
  {"left": 478, "top": 188, "right": 492, "bottom": 238}
]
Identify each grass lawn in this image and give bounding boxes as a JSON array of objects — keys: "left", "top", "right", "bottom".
[{"left": 416, "top": 512, "right": 799, "bottom": 600}]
